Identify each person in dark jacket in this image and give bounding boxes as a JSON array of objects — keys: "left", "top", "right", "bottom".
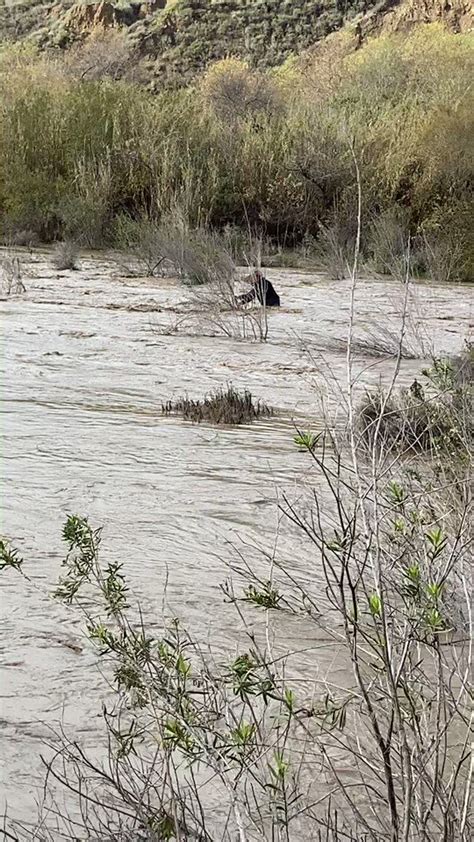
[{"left": 235, "top": 270, "right": 280, "bottom": 308}]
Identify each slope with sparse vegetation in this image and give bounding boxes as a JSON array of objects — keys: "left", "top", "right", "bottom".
[{"left": 1, "top": 0, "right": 472, "bottom": 89}]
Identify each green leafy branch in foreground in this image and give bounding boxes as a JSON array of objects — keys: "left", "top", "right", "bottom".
[
  {"left": 244, "top": 579, "right": 282, "bottom": 608},
  {"left": 294, "top": 431, "right": 320, "bottom": 452},
  {"left": 40, "top": 513, "right": 361, "bottom": 839}
]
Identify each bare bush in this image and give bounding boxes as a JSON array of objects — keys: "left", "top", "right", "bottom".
[
  {"left": 170, "top": 226, "right": 236, "bottom": 290},
  {"left": 151, "top": 313, "right": 192, "bottom": 336},
  {"left": 118, "top": 218, "right": 274, "bottom": 341},
  {"left": 354, "top": 325, "right": 421, "bottom": 358},
  {"left": 113, "top": 215, "right": 167, "bottom": 277},
  {"left": 451, "top": 340, "right": 474, "bottom": 386},
  {"left": 420, "top": 230, "right": 467, "bottom": 284},
  {"left": 63, "top": 30, "right": 138, "bottom": 83},
  {"left": 201, "top": 58, "right": 281, "bottom": 122},
  {"left": 220, "top": 225, "right": 278, "bottom": 268},
  {"left": 52, "top": 240, "right": 79, "bottom": 271},
  {"left": 191, "top": 270, "right": 274, "bottom": 342},
  {"left": 0, "top": 255, "right": 25, "bottom": 294},
  {"left": 355, "top": 242, "right": 433, "bottom": 359},
  {"left": 221, "top": 223, "right": 254, "bottom": 264},
  {"left": 114, "top": 214, "right": 237, "bottom": 287},
  {"left": 367, "top": 208, "right": 410, "bottom": 277},
  {"left": 356, "top": 303, "right": 432, "bottom": 359},
  {"left": 1, "top": 228, "right": 40, "bottom": 248},
  {"left": 275, "top": 442, "right": 472, "bottom": 841},
  {"left": 315, "top": 219, "right": 355, "bottom": 280}
]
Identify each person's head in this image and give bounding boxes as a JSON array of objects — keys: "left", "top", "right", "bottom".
[
  {"left": 242, "top": 269, "right": 263, "bottom": 286},
  {"left": 250, "top": 270, "right": 263, "bottom": 286}
]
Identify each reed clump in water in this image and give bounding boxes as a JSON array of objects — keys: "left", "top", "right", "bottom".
[{"left": 162, "top": 385, "right": 273, "bottom": 425}]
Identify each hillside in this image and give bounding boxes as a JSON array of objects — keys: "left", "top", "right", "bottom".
[{"left": 1, "top": 0, "right": 471, "bottom": 88}]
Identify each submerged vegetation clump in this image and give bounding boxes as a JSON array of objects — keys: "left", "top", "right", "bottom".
[
  {"left": 358, "top": 348, "right": 473, "bottom": 454},
  {"left": 162, "top": 385, "right": 273, "bottom": 425}
]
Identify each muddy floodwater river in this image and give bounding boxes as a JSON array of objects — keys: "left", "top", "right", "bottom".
[{"left": 1, "top": 248, "right": 472, "bottom": 827}]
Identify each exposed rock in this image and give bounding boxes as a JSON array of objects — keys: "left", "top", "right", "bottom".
[
  {"left": 59, "top": 0, "right": 167, "bottom": 37},
  {"left": 364, "top": 0, "right": 473, "bottom": 36},
  {"left": 62, "top": 1, "right": 123, "bottom": 33}
]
